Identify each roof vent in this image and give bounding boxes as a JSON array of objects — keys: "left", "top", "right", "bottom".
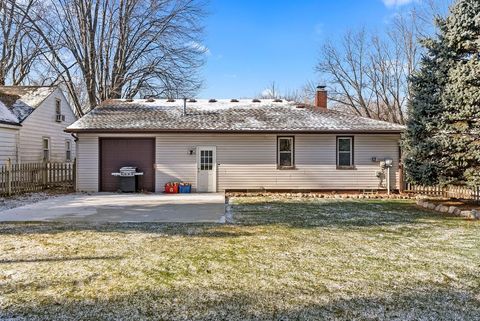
[
  {"left": 296, "top": 104, "right": 306, "bottom": 109},
  {"left": 230, "top": 99, "right": 239, "bottom": 102},
  {"left": 209, "top": 99, "right": 217, "bottom": 103},
  {"left": 188, "top": 99, "right": 197, "bottom": 103},
  {"left": 125, "top": 98, "right": 133, "bottom": 102},
  {"left": 167, "top": 98, "right": 175, "bottom": 102},
  {"left": 146, "top": 98, "right": 155, "bottom": 102},
  {"left": 252, "top": 99, "right": 261, "bottom": 103},
  {"left": 273, "top": 99, "right": 283, "bottom": 103}
]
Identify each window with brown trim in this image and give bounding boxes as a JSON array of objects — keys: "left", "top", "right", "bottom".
[
  {"left": 337, "top": 136, "right": 354, "bottom": 168},
  {"left": 277, "top": 136, "right": 294, "bottom": 169}
]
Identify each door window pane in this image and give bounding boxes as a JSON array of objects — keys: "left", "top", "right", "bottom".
[{"left": 200, "top": 149, "right": 213, "bottom": 171}]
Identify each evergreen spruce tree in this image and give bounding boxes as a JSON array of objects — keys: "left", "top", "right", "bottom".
[
  {"left": 404, "top": 0, "right": 480, "bottom": 187},
  {"left": 403, "top": 23, "right": 450, "bottom": 185},
  {"left": 440, "top": 0, "right": 480, "bottom": 187}
]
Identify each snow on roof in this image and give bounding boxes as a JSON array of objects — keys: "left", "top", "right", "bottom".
[
  {"left": 0, "top": 86, "right": 56, "bottom": 123},
  {"left": 0, "top": 100, "right": 19, "bottom": 125},
  {"left": 67, "top": 98, "right": 405, "bottom": 133},
  {"left": 126, "top": 98, "right": 297, "bottom": 111}
]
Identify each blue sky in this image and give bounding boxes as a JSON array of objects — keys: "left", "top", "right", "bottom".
[{"left": 199, "top": 0, "right": 416, "bottom": 98}]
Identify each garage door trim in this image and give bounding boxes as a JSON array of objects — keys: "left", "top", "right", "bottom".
[{"left": 99, "top": 137, "right": 156, "bottom": 192}]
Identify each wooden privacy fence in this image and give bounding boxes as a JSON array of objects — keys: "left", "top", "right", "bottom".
[
  {"left": 404, "top": 182, "right": 480, "bottom": 201},
  {"left": 0, "top": 160, "right": 75, "bottom": 196}
]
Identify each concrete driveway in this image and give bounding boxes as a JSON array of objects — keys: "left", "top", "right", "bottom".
[{"left": 0, "top": 193, "right": 226, "bottom": 223}]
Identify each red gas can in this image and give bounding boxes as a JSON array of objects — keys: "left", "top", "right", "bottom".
[{"left": 164, "top": 182, "right": 179, "bottom": 193}]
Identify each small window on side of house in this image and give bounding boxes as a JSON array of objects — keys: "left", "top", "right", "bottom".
[
  {"left": 55, "top": 99, "right": 61, "bottom": 115},
  {"left": 66, "top": 140, "right": 72, "bottom": 161},
  {"left": 43, "top": 138, "right": 50, "bottom": 161},
  {"left": 277, "top": 136, "right": 294, "bottom": 169},
  {"left": 337, "top": 137, "right": 354, "bottom": 168}
]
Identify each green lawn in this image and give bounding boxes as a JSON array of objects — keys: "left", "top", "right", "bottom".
[{"left": 1, "top": 197, "right": 479, "bottom": 320}]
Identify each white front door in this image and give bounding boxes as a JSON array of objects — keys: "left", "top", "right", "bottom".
[{"left": 197, "top": 146, "right": 217, "bottom": 192}]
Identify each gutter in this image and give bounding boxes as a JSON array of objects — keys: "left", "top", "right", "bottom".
[
  {"left": 64, "top": 128, "right": 404, "bottom": 134},
  {"left": 0, "top": 120, "right": 21, "bottom": 127}
]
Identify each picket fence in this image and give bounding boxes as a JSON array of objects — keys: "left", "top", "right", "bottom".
[
  {"left": 0, "top": 160, "right": 75, "bottom": 196},
  {"left": 404, "top": 182, "right": 480, "bottom": 202}
]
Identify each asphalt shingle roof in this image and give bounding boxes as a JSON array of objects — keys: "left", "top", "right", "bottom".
[
  {"left": 0, "top": 86, "right": 57, "bottom": 124},
  {"left": 66, "top": 99, "right": 405, "bottom": 133}
]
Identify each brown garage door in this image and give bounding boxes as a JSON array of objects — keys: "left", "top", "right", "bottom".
[{"left": 100, "top": 138, "right": 155, "bottom": 192}]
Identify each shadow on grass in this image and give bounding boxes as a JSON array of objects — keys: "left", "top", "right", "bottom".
[
  {"left": 0, "top": 221, "right": 256, "bottom": 237},
  {"left": 0, "top": 255, "right": 123, "bottom": 264},
  {"left": 0, "top": 200, "right": 453, "bottom": 237},
  {"left": 2, "top": 285, "right": 479, "bottom": 321}
]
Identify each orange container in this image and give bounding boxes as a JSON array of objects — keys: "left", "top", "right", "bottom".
[{"left": 164, "top": 182, "right": 179, "bottom": 193}]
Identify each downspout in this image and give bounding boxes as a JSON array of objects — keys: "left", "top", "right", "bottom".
[{"left": 70, "top": 132, "right": 78, "bottom": 192}]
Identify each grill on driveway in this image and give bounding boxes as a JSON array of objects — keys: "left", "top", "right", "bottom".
[{"left": 111, "top": 167, "right": 144, "bottom": 192}]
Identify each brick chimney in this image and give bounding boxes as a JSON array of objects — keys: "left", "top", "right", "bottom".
[{"left": 315, "top": 85, "right": 327, "bottom": 109}]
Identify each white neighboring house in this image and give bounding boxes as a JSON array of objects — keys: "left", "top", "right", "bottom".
[{"left": 0, "top": 86, "right": 77, "bottom": 165}]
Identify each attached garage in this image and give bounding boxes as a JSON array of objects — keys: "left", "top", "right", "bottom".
[
  {"left": 99, "top": 138, "right": 155, "bottom": 192},
  {"left": 68, "top": 96, "right": 405, "bottom": 193}
]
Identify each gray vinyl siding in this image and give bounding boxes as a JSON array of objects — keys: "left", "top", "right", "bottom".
[
  {"left": 0, "top": 126, "right": 19, "bottom": 165},
  {"left": 18, "top": 88, "right": 77, "bottom": 163},
  {"left": 76, "top": 133, "right": 400, "bottom": 192},
  {"left": 76, "top": 135, "right": 99, "bottom": 191},
  {"left": 156, "top": 134, "right": 400, "bottom": 191}
]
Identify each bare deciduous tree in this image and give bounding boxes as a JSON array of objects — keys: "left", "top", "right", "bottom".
[
  {"left": 317, "top": 30, "right": 375, "bottom": 119},
  {"left": 281, "top": 80, "right": 318, "bottom": 104},
  {"left": 257, "top": 80, "right": 318, "bottom": 104},
  {"left": 0, "top": 0, "right": 46, "bottom": 85},
  {"left": 315, "top": 3, "right": 451, "bottom": 124},
  {"left": 258, "top": 81, "right": 278, "bottom": 99},
  {"left": 13, "top": 0, "right": 207, "bottom": 115}
]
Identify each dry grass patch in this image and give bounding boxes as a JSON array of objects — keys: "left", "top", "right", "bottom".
[{"left": 0, "top": 197, "right": 479, "bottom": 320}]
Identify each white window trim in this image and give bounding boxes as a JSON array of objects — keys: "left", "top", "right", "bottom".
[
  {"left": 337, "top": 136, "right": 354, "bottom": 168},
  {"left": 66, "top": 139, "right": 72, "bottom": 162},
  {"left": 43, "top": 137, "right": 50, "bottom": 161},
  {"left": 277, "top": 136, "right": 295, "bottom": 169},
  {"left": 55, "top": 98, "right": 61, "bottom": 115}
]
